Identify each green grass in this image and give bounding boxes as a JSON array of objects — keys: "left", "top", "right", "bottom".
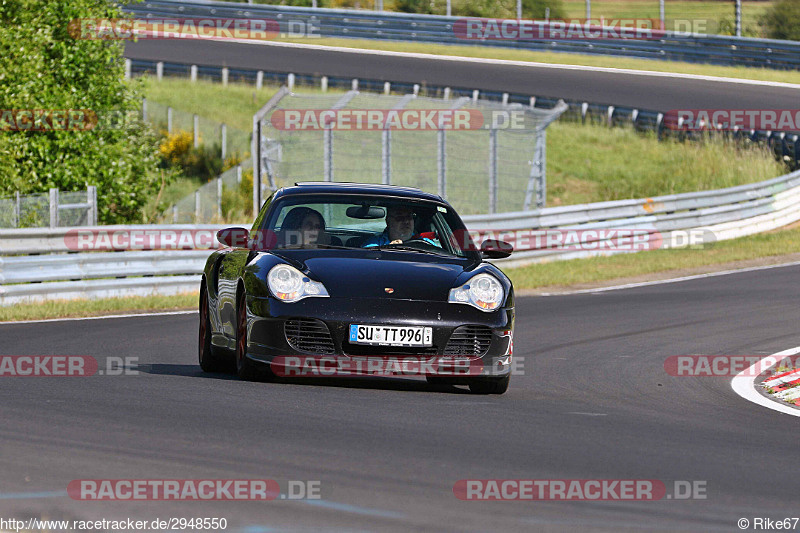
[
  {"left": 506, "top": 224, "right": 800, "bottom": 289},
  {"left": 560, "top": 0, "right": 772, "bottom": 35},
  {"left": 0, "top": 293, "right": 198, "bottom": 322},
  {"left": 546, "top": 123, "right": 784, "bottom": 206},
  {"left": 269, "top": 36, "right": 800, "bottom": 86},
  {"left": 141, "top": 77, "right": 281, "bottom": 131}
]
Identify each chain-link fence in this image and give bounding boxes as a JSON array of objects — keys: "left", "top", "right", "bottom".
[
  {"left": 143, "top": 99, "right": 250, "bottom": 160},
  {"left": 166, "top": 161, "right": 252, "bottom": 223},
  {"left": 0, "top": 187, "right": 97, "bottom": 228},
  {"left": 253, "top": 90, "right": 566, "bottom": 216}
]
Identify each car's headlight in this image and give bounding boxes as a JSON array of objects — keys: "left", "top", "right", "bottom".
[
  {"left": 267, "top": 264, "right": 329, "bottom": 302},
  {"left": 448, "top": 273, "right": 504, "bottom": 312}
]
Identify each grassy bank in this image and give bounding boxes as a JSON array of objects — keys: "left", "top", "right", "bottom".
[{"left": 0, "top": 293, "right": 198, "bottom": 322}]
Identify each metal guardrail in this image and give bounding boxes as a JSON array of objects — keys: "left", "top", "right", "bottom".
[
  {"left": 125, "top": 0, "right": 800, "bottom": 70},
  {"left": 2, "top": 167, "right": 800, "bottom": 304}
]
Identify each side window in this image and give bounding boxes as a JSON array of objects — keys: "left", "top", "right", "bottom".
[{"left": 251, "top": 193, "right": 274, "bottom": 234}]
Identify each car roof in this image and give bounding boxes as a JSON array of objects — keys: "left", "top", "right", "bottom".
[{"left": 276, "top": 182, "right": 445, "bottom": 203}]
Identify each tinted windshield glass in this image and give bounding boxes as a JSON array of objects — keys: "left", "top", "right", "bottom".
[{"left": 257, "top": 194, "right": 477, "bottom": 258}]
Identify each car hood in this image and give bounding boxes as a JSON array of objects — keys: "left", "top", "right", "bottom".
[{"left": 271, "top": 250, "right": 472, "bottom": 301}]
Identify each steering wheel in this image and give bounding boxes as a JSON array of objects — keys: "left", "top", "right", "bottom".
[{"left": 386, "top": 238, "right": 442, "bottom": 252}]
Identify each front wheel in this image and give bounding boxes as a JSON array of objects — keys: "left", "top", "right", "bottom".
[
  {"left": 199, "top": 283, "right": 226, "bottom": 373},
  {"left": 468, "top": 375, "right": 510, "bottom": 395},
  {"left": 235, "top": 293, "right": 273, "bottom": 382}
]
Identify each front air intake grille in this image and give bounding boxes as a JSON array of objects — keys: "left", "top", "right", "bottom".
[
  {"left": 443, "top": 326, "right": 493, "bottom": 357},
  {"left": 284, "top": 318, "right": 336, "bottom": 354}
]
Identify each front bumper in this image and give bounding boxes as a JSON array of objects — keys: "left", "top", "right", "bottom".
[{"left": 245, "top": 296, "right": 514, "bottom": 378}]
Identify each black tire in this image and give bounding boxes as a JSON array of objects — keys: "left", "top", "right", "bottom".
[
  {"left": 198, "top": 283, "right": 226, "bottom": 373},
  {"left": 235, "top": 291, "right": 273, "bottom": 382},
  {"left": 468, "top": 375, "right": 510, "bottom": 395}
]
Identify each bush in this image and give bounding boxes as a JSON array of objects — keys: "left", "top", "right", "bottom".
[
  {"left": 0, "top": 0, "right": 166, "bottom": 224},
  {"left": 158, "top": 130, "right": 226, "bottom": 182},
  {"left": 761, "top": 0, "right": 800, "bottom": 41}
]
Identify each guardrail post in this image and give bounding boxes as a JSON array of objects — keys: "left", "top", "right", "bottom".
[
  {"left": 87, "top": 185, "right": 97, "bottom": 225},
  {"left": 287, "top": 73, "right": 295, "bottom": 90},
  {"left": 443, "top": 87, "right": 450, "bottom": 100},
  {"left": 49, "top": 188, "right": 59, "bottom": 229},
  {"left": 581, "top": 102, "right": 588, "bottom": 123},
  {"left": 167, "top": 106, "right": 173, "bottom": 134},
  {"left": 222, "top": 67, "right": 229, "bottom": 86},
  {"left": 381, "top": 129, "right": 391, "bottom": 185},
  {"left": 413, "top": 84, "right": 419, "bottom": 96},
  {"left": 124, "top": 59, "right": 131, "bottom": 80},
  {"left": 324, "top": 127, "right": 334, "bottom": 182},
  {"left": 156, "top": 61, "right": 163, "bottom": 81},
  {"left": 195, "top": 190, "right": 201, "bottom": 222},
  {"left": 221, "top": 124, "right": 227, "bottom": 161},
  {"left": 488, "top": 128, "right": 497, "bottom": 214},
  {"left": 237, "top": 165, "right": 242, "bottom": 185},
  {"left": 172, "top": 205, "right": 178, "bottom": 223},
  {"left": 321, "top": 76, "right": 328, "bottom": 92},
  {"left": 256, "top": 70, "right": 263, "bottom": 90},
  {"left": 735, "top": 0, "right": 742, "bottom": 37},
  {"left": 14, "top": 191, "right": 20, "bottom": 228},
  {"left": 502, "top": 93, "right": 509, "bottom": 105},
  {"left": 142, "top": 97, "right": 147, "bottom": 121},
  {"left": 607, "top": 105, "right": 615, "bottom": 127},
  {"left": 472, "top": 90, "right": 479, "bottom": 103},
  {"left": 383, "top": 82, "right": 390, "bottom": 95},
  {"left": 217, "top": 176, "right": 223, "bottom": 219},
  {"left": 351, "top": 79, "right": 358, "bottom": 91},
  {"left": 530, "top": 96, "right": 536, "bottom": 108},
  {"left": 446, "top": 0, "right": 451, "bottom": 16},
  {"left": 193, "top": 114, "right": 199, "bottom": 148},
  {"left": 191, "top": 64, "right": 197, "bottom": 82},
  {"left": 660, "top": 0, "right": 665, "bottom": 30},
  {"left": 632, "top": 109, "right": 639, "bottom": 126},
  {"left": 437, "top": 128, "right": 446, "bottom": 199}
]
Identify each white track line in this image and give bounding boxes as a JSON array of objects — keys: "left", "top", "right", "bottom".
[
  {"left": 731, "top": 346, "right": 800, "bottom": 417},
  {"left": 537, "top": 260, "right": 800, "bottom": 296},
  {"left": 190, "top": 36, "right": 800, "bottom": 90},
  {"left": 0, "top": 310, "right": 196, "bottom": 326}
]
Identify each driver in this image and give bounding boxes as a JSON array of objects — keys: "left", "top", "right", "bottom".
[{"left": 362, "top": 206, "right": 436, "bottom": 248}]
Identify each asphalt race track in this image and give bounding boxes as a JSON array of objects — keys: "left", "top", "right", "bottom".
[
  {"left": 2, "top": 265, "right": 799, "bottom": 532},
  {"left": 124, "top": 39, "right": 800, "bottom": 111}
]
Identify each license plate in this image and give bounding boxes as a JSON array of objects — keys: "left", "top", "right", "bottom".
[{"left": 349, "top": 324, "right": 433, "bottom": 347}]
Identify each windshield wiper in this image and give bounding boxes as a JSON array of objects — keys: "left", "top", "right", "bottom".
[{"left": 377, "top": 245, "right": 449, "bottom": 256}]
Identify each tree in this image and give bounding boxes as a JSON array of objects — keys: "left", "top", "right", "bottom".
[
  {"left": 0, "top": 0, "right": 165, "bottom": 223},
  {"left": 761, "top": 0, "right": 800, "bottom": 41}
]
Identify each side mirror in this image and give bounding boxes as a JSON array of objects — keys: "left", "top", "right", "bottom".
[
  {"left": 481, "top": 239, "right": 513, "bottom": 259},
  {"left": 216, "top": 227, "right": 250, "bottom": 248}
]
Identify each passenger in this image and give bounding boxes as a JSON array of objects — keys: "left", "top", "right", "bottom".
[
  {"left": 362, "top": 206, "right": 436, "bottom": 247},
  {"left": 279, "top": 207, "right": 332, "bottom": 246}
]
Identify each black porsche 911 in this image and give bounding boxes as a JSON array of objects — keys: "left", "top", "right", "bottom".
[{"left": 198, "top": 182, "right": 515, "bottom": 394}]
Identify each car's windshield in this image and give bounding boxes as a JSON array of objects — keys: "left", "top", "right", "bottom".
[{"left": 257, "top": 194, "right": 477, "bottom": 258}]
